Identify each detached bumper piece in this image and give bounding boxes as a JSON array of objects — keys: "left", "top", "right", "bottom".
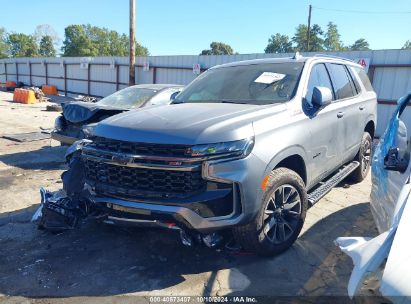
[{"left": 33, "top": 188, "right": 88, "bottom": 232}]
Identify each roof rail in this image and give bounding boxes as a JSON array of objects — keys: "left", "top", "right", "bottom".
[{"left": 313, "top": 54, "right": 357, "bottom": 64}]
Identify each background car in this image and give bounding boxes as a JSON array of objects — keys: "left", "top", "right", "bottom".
[
  {"left": 336, "top": 93, "right": 411, "bottom": 301},
  {"left": 51, "top": 84, "right": 183, "bottom": 145}
]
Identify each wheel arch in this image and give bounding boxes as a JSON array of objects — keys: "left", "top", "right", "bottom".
[
  {"left": 264, "top": 146, "right": 308, "bottom": 186},
  {"left": 365, "top": 120, "right": 376, "bottom": 139}
]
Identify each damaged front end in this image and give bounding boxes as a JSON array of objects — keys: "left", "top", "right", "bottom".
[
  {"left": 32, "top": 140, "right": 97, "bottom": 232},
  {"left": 33, "top": 139, "right": 231, "bottom": 250}
]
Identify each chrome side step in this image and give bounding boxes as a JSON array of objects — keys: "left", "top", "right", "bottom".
[{"left": 308, "top": 161, "right": 360, "bottom": 205}]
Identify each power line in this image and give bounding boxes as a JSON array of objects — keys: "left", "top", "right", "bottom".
[{"left": 312, "top": 6, "right": 411, "bottom": 14}]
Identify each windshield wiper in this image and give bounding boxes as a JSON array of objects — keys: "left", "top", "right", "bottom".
[{"left": 220, "top": 100, "right": 247, "bottom": 104}]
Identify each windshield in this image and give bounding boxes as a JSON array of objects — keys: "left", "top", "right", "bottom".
[
  {"left": 97, "top": 86, "right": 158, "bottom": 109},
  {"left": 174, "top": 62, "right": 304, "bottom": 105}
]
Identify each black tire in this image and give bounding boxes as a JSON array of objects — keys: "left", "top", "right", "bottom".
[
  {"left": 232, "top": 168, "right": 308, "bottom": 257},
  {"left": 349, "top": 132, "right": 372, "bottom": 183},
  {"left": 46, "top": 104, "right": 62, "bottom": 112}
]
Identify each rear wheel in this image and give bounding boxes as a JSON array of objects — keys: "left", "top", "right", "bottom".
[
  {"left": 350, "top": 132, "right": 372, "bottom": 183},
  {"left": 232, "top": 168, "right": 307, "bottom": 256}
]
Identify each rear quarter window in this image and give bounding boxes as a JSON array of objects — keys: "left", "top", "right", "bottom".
[
  {"left": 352, "top": 66, "right": 374, "bottom": 91},
  {"left": 328, "top": 63, "right": 356, "bottom": 100}
]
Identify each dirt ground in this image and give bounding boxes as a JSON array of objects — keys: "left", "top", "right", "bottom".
[{"left": 0, "top": 91, "right": 385, "bottom": 303}]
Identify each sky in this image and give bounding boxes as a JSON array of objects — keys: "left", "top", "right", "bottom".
[{"left": 1, "top": 0, "right": 410, "bottom": 55}]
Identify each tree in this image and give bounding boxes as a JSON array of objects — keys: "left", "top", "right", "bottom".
[
  {"left": 7, "top": 33, "right": 38, "bottom": 57},
  {"left": 39, "top": 35, "right": 56, "bottom": 57},
  {"left": 264, "top": 33, "right": 293, "bottom": 53},
  {"left": 292, "top": 24, "right": 324, "bottom": 52},
  {"left": 61, "top": 24, "right": 149, "bottom": 57},
  {"left": 33, "top": 24, "right": 59, "bottom": 51},
  {"left": 200, "top": 42, "right": 234, "bottom": 55},
  {"left": 324, "top": 22, "right": 344, "bottom": 51},
  {"left": 402, "top": 40, "right": 411, "bottom": 49},
  {"left": 61, "top": 25, "right": 95, "bottom": 56},
  {"left": 350, "top": 38, "right": 370, "bottom": 51},
  {"left": 0, "top": 27, "right": 9, "bottom": 59}
]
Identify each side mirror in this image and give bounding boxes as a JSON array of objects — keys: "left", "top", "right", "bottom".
[
  {"left": 384, "top": 147, "right": 408, "bottom": 172},
  {"left": 311, "top": 86, "right": 333, "bottom": 108},
  {"left": 170, "top": 91, "right": 179, "bottom": 101}
]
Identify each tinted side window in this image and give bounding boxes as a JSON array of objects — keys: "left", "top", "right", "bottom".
[
  {"left": 306, "top": 63, "right": 334, "bottom": 104},
  {"left": 352, "top": 66, "right": 374, "bottom": 91},
  {"left": 347, "top": 66, "right": 361, "bottom": 94},
  {"left": 328, "top": 64, "right": 356, "bottom": 100}
]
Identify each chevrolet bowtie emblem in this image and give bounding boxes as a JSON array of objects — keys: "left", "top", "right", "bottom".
[{"left": 111, "top": 155, "right": 133, "bottom": 165}]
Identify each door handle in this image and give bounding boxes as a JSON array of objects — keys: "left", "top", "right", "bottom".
[
  {"left": 359, "top": 106, "right": 365, "bottom": 111},
  {"left": 337, "top": 112, "right": 344, "bottom": 118}
]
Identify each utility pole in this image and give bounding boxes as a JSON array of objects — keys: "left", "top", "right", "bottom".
[
  {"left": 306, "top": 4, "right": 312, "bottom": 52},
  {"left": 129, "top": 0, "right": 136, "bottom": 85}
]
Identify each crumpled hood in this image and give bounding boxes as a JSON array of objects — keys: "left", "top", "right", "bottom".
[
  {"left": 63, "top": 101, "right": 125, "bottom": 124},
  {"left": 94, "top": 102, "right": 286, "bottom": 144}
]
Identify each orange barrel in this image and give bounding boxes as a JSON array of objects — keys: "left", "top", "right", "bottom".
[
  {"left": 6, "top": 81, "right": 17, "bottom": 88},
  {"left": 15, "top": 89, "right": 22, "bottom": 103},
  {"left": 13, "top": 89, "right": 18, "bottom": 102}
]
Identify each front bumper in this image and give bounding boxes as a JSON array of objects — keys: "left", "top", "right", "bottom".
[
  {"left": 88, "top": 153, "right": 266, "bottom": 232},
  {"left": 51, "top": 131, "right": 79, "bottom": 145},
  {"left": 94, "top": 194, "right": 243, "bottom": 232}
]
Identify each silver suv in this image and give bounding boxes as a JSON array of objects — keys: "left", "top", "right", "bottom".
[{"left": 82, "top": 55, "right": 377, "bottom": 256}]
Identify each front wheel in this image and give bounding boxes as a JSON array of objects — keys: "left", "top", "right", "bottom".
[{"left": 232, "top": 168, "right": 308, "bottom": 256}]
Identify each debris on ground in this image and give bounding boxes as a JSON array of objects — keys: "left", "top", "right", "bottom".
[
  {"left": 46, "top": 104, "right": 62, "bottom": 112},
  {"left": 2, "top": 131, "right": 51, "bottom": 142},
  {"left": 28, "top": 86, "right": 49, "bottom": 102}
]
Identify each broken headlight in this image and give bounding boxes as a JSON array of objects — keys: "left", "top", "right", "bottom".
[{"left": 187, "top": 138, "right": 254, "bottom": 158}]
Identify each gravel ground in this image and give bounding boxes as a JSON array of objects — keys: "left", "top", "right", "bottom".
[{"left": 0, "top": 91, "right": 386, "bottom": 303}]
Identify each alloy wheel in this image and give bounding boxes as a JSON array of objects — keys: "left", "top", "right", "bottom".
[
  {"left": 362, "top": 138, "right": 372, "bottom": 174},
  {"left": 263, "top": 184, "right": 302, "bottom": 244}
]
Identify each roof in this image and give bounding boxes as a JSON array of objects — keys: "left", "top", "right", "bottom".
[{"left": 211, "top": 55, "right": 361, "bottom": 69}]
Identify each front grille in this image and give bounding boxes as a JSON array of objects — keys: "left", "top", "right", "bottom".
[
  {"left": 90, "top": 136, "right": 190, "bottom": 157},
  {"left": 84, "top": 159, "right": 206, "bottom": 197}
]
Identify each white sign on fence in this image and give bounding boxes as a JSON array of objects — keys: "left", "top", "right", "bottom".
[
  {"left": 110, "top": 60, "right": 115, "bottom": 69},
  {"left": 143, "top": 61, "right": 150, "bottom": 72},
  {"left": 355, "top": 58, "right": 370, "bottom": 73},
  {"left": 193, "top": 63, "right": 201, "bottom": 75},
  {"left": 80, "top": 57, "right": 91, "bottom": 69}
]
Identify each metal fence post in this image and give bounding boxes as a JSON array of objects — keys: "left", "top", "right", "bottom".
[
  {"left": 64, "top": 63, "right": 67, "bottom": 95},
  {"left": 116, "top": 64, "right": 119, "bottom": 91},
  {"left": 87, "top": 64, "right": 91, "bottom": 95},
  {"left": 45, "top": 62, "right": 48, "bottom": 85},
  {"left": 16, "top": 62, "right": 19, "bottom": 82},
  {"left": 29, "top": 62, "right": 32, "bottom": 86}
]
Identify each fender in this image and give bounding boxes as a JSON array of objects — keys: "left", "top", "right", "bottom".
[{"left": 261, "top": 145, "right": 309, "bottom": 185}]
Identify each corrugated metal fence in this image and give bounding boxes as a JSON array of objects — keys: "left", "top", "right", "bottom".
[{"left": 1, "top": 49, "right": 411, "bottom": 136}]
